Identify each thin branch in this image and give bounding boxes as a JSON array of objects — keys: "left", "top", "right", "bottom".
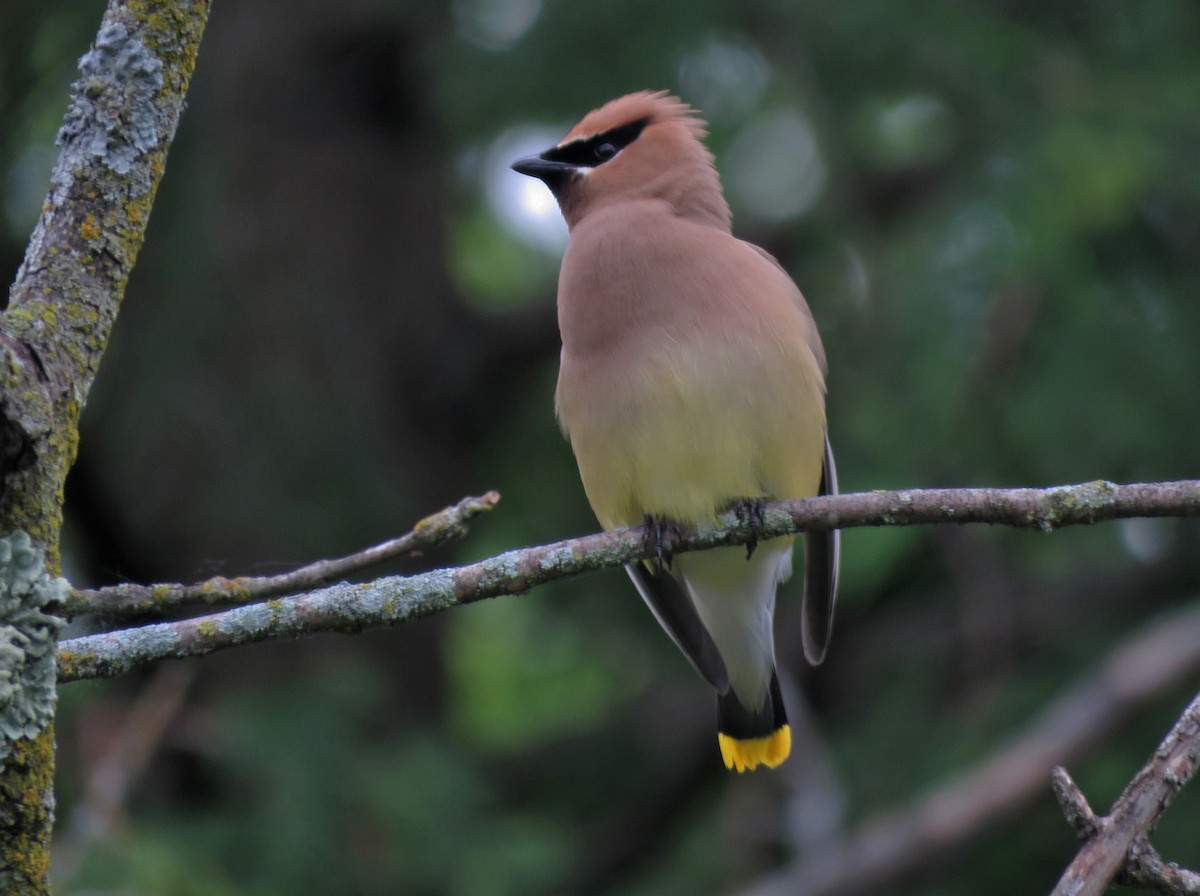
[
  {"left": 782, "top": 479, "right": 1200, "bottom": 531},
  {"left": 52, "top": 662, "right": 197, "bottom": 887},
  {"left": 734, "top": 600, "right": 1200, "bottom": 896},
  {"left": 1050, "top": 690, "right": 1200, "bottom": 896},
  {"left": 63, "top": 492, "right": 500, "bottom": 619},
  {"left": 56, "top": 479, "right": 1200, "bottom": 682}
]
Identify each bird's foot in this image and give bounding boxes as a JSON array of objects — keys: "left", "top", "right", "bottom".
[
  {"left": 733, "top": 498, "right": 767, "bottom": 560},
  {"left": 642, "top": 514, "right": 681, "bottom": 570}
]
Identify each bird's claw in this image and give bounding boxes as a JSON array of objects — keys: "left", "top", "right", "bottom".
[
  {"left": 642, "top": 515, "right": 678, "bottom": 570},
  {"left": 733, "top": 498, "right": 767, "bottom": 560}
]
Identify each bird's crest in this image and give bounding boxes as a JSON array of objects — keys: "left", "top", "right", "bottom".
[{"left": 560, "top": 91, "right": 707, "bottom": 146}]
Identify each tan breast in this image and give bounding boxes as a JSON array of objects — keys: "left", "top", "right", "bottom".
[{"left": 554, "top": 204, "right": 827, "bottom": 529}]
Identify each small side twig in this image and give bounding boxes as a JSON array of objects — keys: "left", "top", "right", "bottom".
[
  {"left": 63, "top": 491, "right": 501, "bottom": 619},
  {"left": 1051, "top": 767, "right": 1099, "bottom": 838},
  {"left": 1050, "top": 690, "right": 1200, "bottom": 896}
]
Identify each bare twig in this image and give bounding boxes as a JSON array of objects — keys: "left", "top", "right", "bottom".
[
  {"left": 1050, "top": 690, "right": 1200, "bottom": 896},
  {"left": 63, "top": 492, "right": 500, "bottom": 619},
  {"left": 52, "top": 662, "right": 197, "bottom": 886},
  {"left": 55, "top": 480, "right": 1200, "bottom": 683},
  {"left": 1052, "top": 767, "right": 1100, "bottom": 838},
  {"left": 734, "top": 600, "right": 1200, "bottom": 896}
]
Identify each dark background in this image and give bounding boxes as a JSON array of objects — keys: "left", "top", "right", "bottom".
[{"left": 4, "top": 0, "right": 1200, "bottom": 893}]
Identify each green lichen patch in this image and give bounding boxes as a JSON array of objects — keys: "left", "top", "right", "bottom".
[
  {"left": 0, "top": 533, "right": 67, "bottom": 757},
  {"left": 56, "top": 21, "right": 165, "bottom": 181}
]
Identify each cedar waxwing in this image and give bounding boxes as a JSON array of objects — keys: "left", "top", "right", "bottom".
[{"left": 512, "top": 91, "right": 839, "bottom": 773}]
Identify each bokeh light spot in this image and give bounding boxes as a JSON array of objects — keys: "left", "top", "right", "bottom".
[
  {"left": 482, "top": 126, "right": 568, "bottom": 254},
  {"left": 453, "top": 0, "right": 542, "bottom": 51},
  {"left": 728, "top": 109, "right": 825, "bottom": 222}
]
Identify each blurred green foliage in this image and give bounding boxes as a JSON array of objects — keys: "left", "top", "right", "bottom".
[{"left": 4, "top": 0, "right": 1200, "bottom": 893}]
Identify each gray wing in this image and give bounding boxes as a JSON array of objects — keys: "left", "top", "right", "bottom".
[
  {"left": 801, "top": 434, "right": 840, "bottom": 665},
  {"left": 626, "top": 562, "right": 730, "bottom": 693}
]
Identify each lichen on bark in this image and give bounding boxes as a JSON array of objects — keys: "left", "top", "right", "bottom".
[
  {"left": 0, "top": 533, "right": 63, "bottom": 894},
  {"left": 0, "top": 534, "right": 67, "bottom": 752}
]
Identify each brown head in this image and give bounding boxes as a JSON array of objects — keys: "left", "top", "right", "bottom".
[{"left": 512, "top": 91, "right": 732, "bottom": 232}]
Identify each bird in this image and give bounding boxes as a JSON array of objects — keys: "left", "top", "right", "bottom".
[{"left": 512, "top": 91, "right": 838, "bottom": 773}]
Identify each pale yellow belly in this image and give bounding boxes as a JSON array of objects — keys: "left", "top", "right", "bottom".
[{"left": 558, "top": 334, "right": 826, "bottom": 530}]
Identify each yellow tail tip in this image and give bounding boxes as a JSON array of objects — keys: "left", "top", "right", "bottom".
[{"left": 718, "top": 725, "right": 791, "bottom": 773}]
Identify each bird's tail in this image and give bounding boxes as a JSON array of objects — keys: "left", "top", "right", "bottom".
[{"left": 716, "top": 671, "right": 790, "bottom": 772}]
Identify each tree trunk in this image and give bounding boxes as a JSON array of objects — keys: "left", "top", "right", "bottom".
[{"left": 0, "top": 1, "right": 211, "bottom": 890}]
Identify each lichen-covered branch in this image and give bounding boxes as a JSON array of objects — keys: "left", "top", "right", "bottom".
[
  {"left": 64, "top": 491, "right": 500, "bottom": 619},
  {"left": 775, "top": 478, "right": 1200, "bottom": 533},
  {"left": 0, "top": 1, "right": 212, "bottom": 892},
  {"left": 57, "top": 479, "right": 1200, "bottom": 683},
  {"left": 1050, "top": 692, "right": 1200, "bottom": 896},
  {"left": 2, "top": 0, "right": 210, "bottom": 564}
]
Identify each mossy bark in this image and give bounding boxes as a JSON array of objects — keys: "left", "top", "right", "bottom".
[
  {"left": 0, "top": 0, "right": 211, "bottom": 890},
  {"left": 0, "top": 732, "right": 56, "bottom": 893}
]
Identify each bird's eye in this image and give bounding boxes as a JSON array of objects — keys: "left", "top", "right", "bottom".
[{"left": 594, "top": 142, "right": 618, "bottom": 162}]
